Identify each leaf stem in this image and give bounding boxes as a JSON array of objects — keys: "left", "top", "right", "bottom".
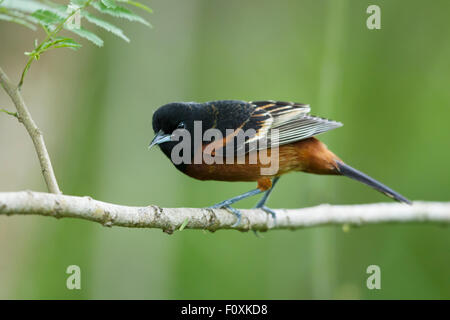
[{"left": 0, "top": 108, "right": 18, "bottom": 118}]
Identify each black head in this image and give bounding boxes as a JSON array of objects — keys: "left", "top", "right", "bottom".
[
  {"left": 150, "top": 102, "right": 213, "bottom": 161},
  {"left": 152, "top": 102, "right": 194, "bottom": 135},
  {"left": 149, "top": 100, "right": 253, "bottom": 165}
]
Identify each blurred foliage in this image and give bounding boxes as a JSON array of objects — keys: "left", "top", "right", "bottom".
[
  {"left": 0, "top": 0, "right": 151, "bottom": 86},
  {"left": 0, "top": 0, "right": 449, "bottom": 299}
]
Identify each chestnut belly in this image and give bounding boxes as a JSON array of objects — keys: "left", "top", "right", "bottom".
[{"left": 182, "top": 138, "right": 340, "bottom": 182}]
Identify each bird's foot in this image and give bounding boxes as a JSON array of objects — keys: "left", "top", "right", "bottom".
[
  {"left": 209, "top": 204, "right": 242, "bottom": 227},
  {"left": 210, "top": 200, "right": 232, "bottom": 209},
  {"left": 256, "top": 205, "right": 277, "bottom": 225}
]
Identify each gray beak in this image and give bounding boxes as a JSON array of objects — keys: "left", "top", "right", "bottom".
[{"left": 149, "top": 130, "right": 172, "bottom": 149}]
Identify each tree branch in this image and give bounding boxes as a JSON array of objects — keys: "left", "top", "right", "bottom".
[
  {"left": 0, "top": 191, "right": 448, "bottom": 233},
  {"left": 0, "top": 67, "right": 61, "bottom": 194}
]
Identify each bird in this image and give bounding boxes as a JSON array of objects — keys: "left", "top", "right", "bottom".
[{"left": 149, "top": 100, "right": 411, "bottom": 226}]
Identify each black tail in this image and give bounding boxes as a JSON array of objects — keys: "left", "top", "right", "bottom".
[{"left": 336, "top": 160, "right": 412, "bottom": 204}]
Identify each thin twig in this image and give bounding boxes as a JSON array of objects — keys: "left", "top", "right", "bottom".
[
  {"left": 0, "top": 67, "right": 61, "bottom": 194},
  {"left": 0, "top": 191, "right": 448, "bottom": 233},
  {"left": 0, "top": 107, "right": 18, "bottom": 118}
]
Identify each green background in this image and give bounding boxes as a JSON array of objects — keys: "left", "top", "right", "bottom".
[{"left": 0, "top": 0, "right": 449, "bottom": 299}]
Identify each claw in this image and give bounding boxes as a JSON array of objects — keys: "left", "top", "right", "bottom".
[
  {"left": 208, "top": 204, "right": 242, "bottom": 227},
  {"left": 257, "top": 205, "right": 277, "bottom": 225},
  {"left": 208, "top": 188, "right": 264, "bottom": 227},
  {"left": 210, "top": 200, "right": 230, "bottom": 209},
  {"left": 225, "top": 205, "right": 242, "bottom": 227}
]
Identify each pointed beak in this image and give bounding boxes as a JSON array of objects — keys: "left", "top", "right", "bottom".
[{"left": 149, "top": 130, "right": 172, "bottom": 149}]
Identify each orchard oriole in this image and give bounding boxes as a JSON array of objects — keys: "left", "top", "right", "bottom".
[{"left": 150, "top": 100, "right": 411, "bottom": 225}]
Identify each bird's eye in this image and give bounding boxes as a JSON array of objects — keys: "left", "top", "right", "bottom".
[{"left": 177, "top": 122, "right": 186, "bottom": 129}]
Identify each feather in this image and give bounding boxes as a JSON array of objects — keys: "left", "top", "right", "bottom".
[{"left": 242, "top": 101, "right": 342, "bottom": 152}]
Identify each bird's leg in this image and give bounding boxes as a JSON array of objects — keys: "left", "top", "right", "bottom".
[
  {"left": 254, "top": 177, "right": 280, "bottom": 221},
  {"left": 210, "top": 188, "right": 264, "bottom": 227},
  {"left": 210, "top": 188, "right": 263, "bottom": 209},
  {"left": 255, "top": 177, "right": 280, "bottom": 208}
]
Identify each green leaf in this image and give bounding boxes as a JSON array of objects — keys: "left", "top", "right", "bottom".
[
  {"left": 52, "top": 39, "right": 82, "bottom": 50},
  {"left": 83, "top": 12, "right": 129, "bottom": 42},
  {"left": 117, "top": 0, "right": 152, "bottom": 14},
  {"left": 66, "top": 26, "right": 104, "bottom": 47},
  {"left": 92, "top": 1, "right": 150, "bottom": 26},
  {"left": 42, "top": 37, "right": 82, "bottom": 51},
  {"left": 70, "top": 0, "right": 90, "bottom": 6},
  {"left": 0, "top": 13, "right": 37, "bottom": 30},
  {"left": 0, "top": 0, "right": 48, "bottom": 13},
  {"left": 101, "top": 0, "right": 117, "bottom": 8},
  {"left": 31, "top": 9, "right": 64, "bottom": 25}
]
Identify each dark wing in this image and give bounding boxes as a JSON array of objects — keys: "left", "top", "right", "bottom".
[{"left": 239, "top": 100, "right": 343, "bottom": 152}]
